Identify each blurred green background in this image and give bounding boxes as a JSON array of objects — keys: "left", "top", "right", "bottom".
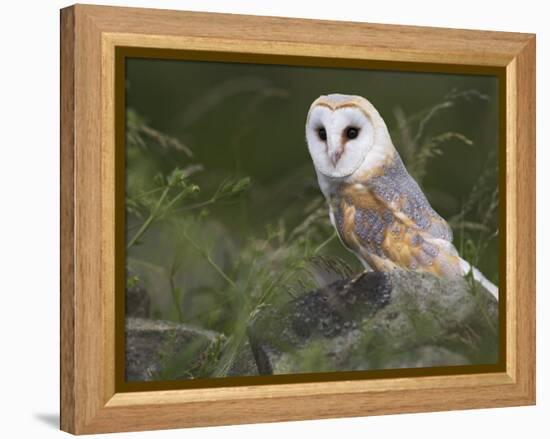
[{"left": 125, "top": 57, "right": 499, "bottom": 379}]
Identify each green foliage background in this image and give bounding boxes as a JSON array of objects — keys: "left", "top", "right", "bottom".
[{"left": 125, "top": 58, "right": 499, "bottom": 379}]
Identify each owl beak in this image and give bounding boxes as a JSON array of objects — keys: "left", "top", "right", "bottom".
[{"left": 330, "top": 148, "right": 344, "bottom": 166}]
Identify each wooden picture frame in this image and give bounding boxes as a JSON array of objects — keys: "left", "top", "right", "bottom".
[{"left": 60, "top": 4, "right": 536, "bottom": 434}]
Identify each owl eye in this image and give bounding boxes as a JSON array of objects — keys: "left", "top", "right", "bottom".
[
  {"left": 345, "top": 126, "right": 359, "bottom": 140},
  {"left": 317, "top": 127, "right": 327, "bottom": 141}
]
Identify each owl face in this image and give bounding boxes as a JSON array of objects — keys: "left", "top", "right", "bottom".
[{"left": 306, "top": 94, "right": 375, "bottom": 178}]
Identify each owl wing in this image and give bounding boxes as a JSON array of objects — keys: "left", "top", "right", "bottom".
[
  {"left": 366, "top": 154, "right": 453, "bottom": 242},
  {"left": 348, "top": 155, "right": 460, "bottom": 276}
]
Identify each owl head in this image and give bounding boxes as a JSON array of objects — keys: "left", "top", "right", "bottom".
[{"left": 305, "top": 94, "right": 391, "bottom": 178}]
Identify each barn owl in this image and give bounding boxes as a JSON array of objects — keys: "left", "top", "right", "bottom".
[{"left": 305, "top": 93, "right": 498, "bottom": 300}]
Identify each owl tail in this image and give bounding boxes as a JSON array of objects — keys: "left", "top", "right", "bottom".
[{"left": 459, "top": 258, "right": 499, "bottom": 301}]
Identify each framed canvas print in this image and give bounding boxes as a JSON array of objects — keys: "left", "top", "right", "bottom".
[{"left": 60, "top": 4, "right": 536, "bottom": 434}]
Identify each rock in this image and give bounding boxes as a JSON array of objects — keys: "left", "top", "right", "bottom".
[
  {"left": 125, "top": 285, "right": 150, "bottom": 318},
  {"left": 125, "top": 317, "right": 223, "bottom": 381},
  {"left": 247, "top": 270, "right": 498, "bottom": 375}
]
